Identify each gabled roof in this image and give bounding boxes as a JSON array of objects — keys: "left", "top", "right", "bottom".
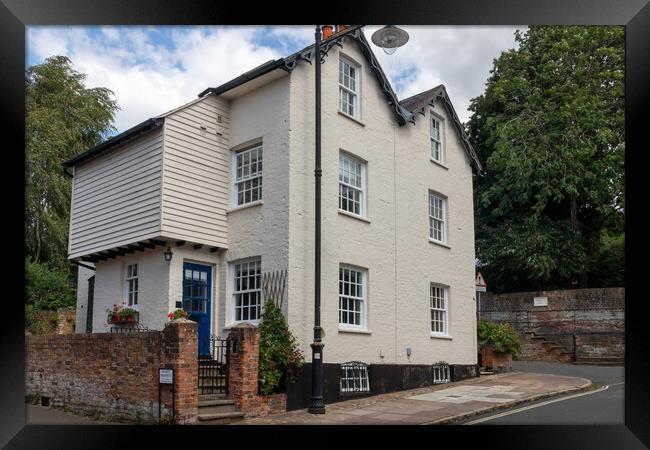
[
  {"left": 62, "top": 94, "right": 215, "bottom": 168},
  {"left": 64, "top": 26, "right": 481, "bottom": 174},
  {"left": 399, "top": 85, "right": 483, "bottom": 173},
  {"left": 199, "top": 26, "right": 482, "bottom": 173}
]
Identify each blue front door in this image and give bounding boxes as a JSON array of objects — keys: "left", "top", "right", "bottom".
[{"left": 182, "top": 262, "right": 212, "bottom": 356}]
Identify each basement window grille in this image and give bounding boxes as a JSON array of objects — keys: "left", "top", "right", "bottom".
[
  {"left": 432, "top": 361, "right": 450, "bottom": 384},
  {"left": 340, "top": 361, "right": 370, "bottom": 395}
]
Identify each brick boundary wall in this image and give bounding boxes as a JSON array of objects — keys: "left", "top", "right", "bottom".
[
  {"left": 479, "top": 287, "right": 624, "bottom": 363},
  {"left": 227, "top": 323, "right": 287, "bottom": 418},
  {"left": 26, "top": 321, "right": 198, "bottom": 424}
]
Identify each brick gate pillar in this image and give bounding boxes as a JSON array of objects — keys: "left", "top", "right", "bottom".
[
  {"left": 227, "top": 323, "right": 260, "bottom": 412},
  {"left": 161, "top": 320, "right": 198, "bottom": 424}
]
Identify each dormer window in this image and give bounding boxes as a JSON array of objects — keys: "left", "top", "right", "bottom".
[
  {"left": 430, "top": 114, "right": 444, "bottom": 164},
  {"left": 339, "top": 57, "right": 359, "bottom": 118}
]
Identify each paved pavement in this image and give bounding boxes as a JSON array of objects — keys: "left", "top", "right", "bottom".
[
  {"left": 234, "top": 370, "right": 591, "bottom": 425},
  {"left": 458, "top": 361, "right": 624, "bottom": 425},
  {"left": 26, "top": 405, "right": 114, "bottom": 425}
]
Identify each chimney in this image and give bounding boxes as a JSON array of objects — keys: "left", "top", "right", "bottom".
[{"left": 322, "top": 25, "right": 334, "bottom": 39}]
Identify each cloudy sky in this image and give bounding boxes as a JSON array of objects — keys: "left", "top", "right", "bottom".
[{"left": 27, "top": 25, "right": 523, "bottom": 134}]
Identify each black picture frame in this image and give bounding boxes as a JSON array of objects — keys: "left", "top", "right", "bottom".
[{"left": 3, "top": 0, "right": 648, "bottom": 447}]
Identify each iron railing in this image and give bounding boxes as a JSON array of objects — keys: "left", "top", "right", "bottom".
[
  {"left": 198, "top": 335, "right": 234, "bottom": 395},
  {"left": 109, "top": 323, "right": 152, "bottom": 333},
  {"left": 432, "top": 361, "right": 450, "bottom": 383}
]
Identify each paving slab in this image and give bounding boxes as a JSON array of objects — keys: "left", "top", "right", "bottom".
[{"left": 233, "top": 371, "right": 592, "bottom": 425}]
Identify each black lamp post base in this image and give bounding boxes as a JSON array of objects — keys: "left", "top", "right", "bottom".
[
  {"left": 308, "top": 402, "right": 326, "bottom": 414},
  {"left": 308, "top": 340, "right": 326, "bottom": 414}
]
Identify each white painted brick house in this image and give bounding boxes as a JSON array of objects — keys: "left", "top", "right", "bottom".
[{"left": 67, "top": 27, "right": 482, "bottom": 369}]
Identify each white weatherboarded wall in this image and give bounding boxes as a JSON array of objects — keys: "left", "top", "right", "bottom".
[
  {"left": 161, "top": 94, "right": 231, "bottom": 249},
  {"left": 68, "top": 128, "right": 164, "bottom": 259}
]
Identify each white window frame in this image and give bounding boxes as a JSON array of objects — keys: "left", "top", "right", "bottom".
[
  {"left": 338, "top": 56, "right": 360, "bottom": 119},
  {"left": 338, "top": 264, "right": 368, "bottom": 330},
  {"left": 124, "top": 263, "right": 138, "bottom": 307},
  {"left": 230, "top": 257, "right": 262, "bottom": 324},
  {"left": 430, "top": 113, "right": 445, "bottom": 164},
  {"left": 430, "top": 283, "right": 449, "bottom": 336},
  {"left": 338, "top": 151, "right": 366, "bottom": 217},
  {"left": 232, "top": 144, "right": 263, "bottom": 207},
  {"left": 428, "top": 191, "right": 447, "bottom": 244}
]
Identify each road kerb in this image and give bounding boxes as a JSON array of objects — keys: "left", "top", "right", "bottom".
[{"left": 420, "top": 378, "right": 593, "bottom": 425}]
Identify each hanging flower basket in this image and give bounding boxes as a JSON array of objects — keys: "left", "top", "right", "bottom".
[{"left": 107, "top": 304, "right": 139, "bottom": 324}]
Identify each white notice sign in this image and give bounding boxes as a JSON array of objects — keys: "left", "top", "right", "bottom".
[
  {"left": 533, "top": 297, "right": 548, "bottom": 307},
  {"left": 159, "top": 368, "right": 174, "bottom": 384}
]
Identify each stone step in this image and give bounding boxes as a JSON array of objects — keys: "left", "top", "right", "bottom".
[
  {"left": 198, "top": 404, "right": 238, "bottom": 415},
  {"left": 199, "top": 399, "right": 235, "bottom": 407},
  {"left": 199, "top": 393, "right": 229, "bottom": 402},
  {"left": 197, "top": 411, "right": 246, "bottom": 425}
]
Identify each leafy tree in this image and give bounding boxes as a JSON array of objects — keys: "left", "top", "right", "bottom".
[
  {"left": 25, "top": 258, "right": 75, "bottom": 310},
  {"left": 467, "top": 26, "right": 624, "bottom": 292},
  {"left": 25, "top": 56, "right": 119, "bottom": 276},
  {"left": 258, "top": 299, "right": 304, "bottom": 395}
]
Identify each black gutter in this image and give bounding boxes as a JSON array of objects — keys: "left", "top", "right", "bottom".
[
  {"left": 62, "top": 117, "right": 164, "bottom": 168},
  {"left": 198, "top": 59, "right": 289, "bottom": 98}
]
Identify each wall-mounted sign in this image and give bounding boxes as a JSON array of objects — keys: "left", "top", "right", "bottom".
[
  {"left": 475, "top": 272, "right": 487, "bottom": 292},
  {"left": 533, "top": 296, "right": 548, "bottom": 307},
  {"left": 159, "top": 368, "right": 174, "bottom": 384}
]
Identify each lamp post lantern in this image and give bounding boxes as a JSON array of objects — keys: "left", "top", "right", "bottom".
[{"left": 307, "top": 24, "right": 409, "bottom": 415}]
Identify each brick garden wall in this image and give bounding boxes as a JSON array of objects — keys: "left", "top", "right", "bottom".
[
  {"left": 227, "top": 323, "right": 287, "bottom": 418},
  {"left": 25, "top": 321, "right": 198, "bottom": 424},
  {"left": 479, "top": 287, "right": 624, "bottom": 363}
]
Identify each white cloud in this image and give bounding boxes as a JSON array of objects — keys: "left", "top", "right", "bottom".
[
  {"left": 27, "top": 25, "right": 522, "bottom": 132},
  {"left": 28, "top": 26, "right": 297, "bottom": 132},
  {"left": 365, "top": 25, "right": 524, "bottom": 122}
]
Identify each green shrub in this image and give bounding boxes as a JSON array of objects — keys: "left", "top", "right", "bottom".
[
  {"left": 25, "top": 304, "right": 58, "bottom": 335},
  {"left": 25, "top": 258, "right": 75, "bottom": 311},
  {"left": 258, "top": 299, "right": 304, "bottom": 396},
  {"left": 477, "top": 320, "right": 521, "bottom": 357}
]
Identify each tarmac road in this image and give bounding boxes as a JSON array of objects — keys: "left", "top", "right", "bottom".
[{"left": 459, "top": 361, "right": 624, "bottom": 425}]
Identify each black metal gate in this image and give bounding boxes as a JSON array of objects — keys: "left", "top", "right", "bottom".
[{"left": 198, "top": 335, "right": 232, "bottom": 395}]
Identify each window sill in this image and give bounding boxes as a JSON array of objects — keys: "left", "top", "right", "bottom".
[
  {"left": 428, "top": 239, "right": 451, "bottom": 249},
  {"left": 338, "top": 326, "right": 372, "bottom": 335},
  {"left": 338, "top": 111, "right": 365, "bottom": 127},
  {"left": 227, "top": 200, "right": 263, "bottom": 214},
  {"left": 430, "top": 333, "right": 453, "bottom": 340},
  {"left": 338, "top": 209, "right": 371, "bottom": 223},
  {"left": 430, "top": 159, "right": 449, "bottom": 170}
]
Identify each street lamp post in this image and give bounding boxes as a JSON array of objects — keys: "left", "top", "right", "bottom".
[
  {"left": 308, "top": 24, "right": 409, "bottom": 415},
  {"left": 308, "top": 24, "right": 325, "bottom": 415}
]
